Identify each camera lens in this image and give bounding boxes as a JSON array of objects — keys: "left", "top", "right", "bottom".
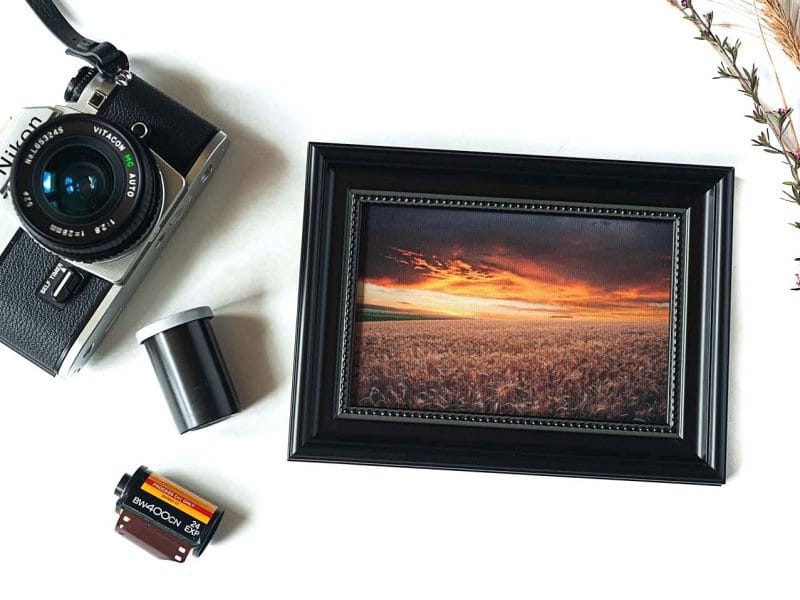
[
  {"left": 42, "top": 146, "right": 114, "bottom": 218},
  {"left": 10, "top": 114, "right": 160, "bottom": 263}
]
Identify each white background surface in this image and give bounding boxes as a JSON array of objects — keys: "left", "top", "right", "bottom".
[{"left": 0, "top": 1, "right": 797, "bottom": 597}]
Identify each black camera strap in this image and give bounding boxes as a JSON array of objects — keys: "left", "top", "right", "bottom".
[{"left": 25, "top": 0, "right": 129, "bottom": 81}]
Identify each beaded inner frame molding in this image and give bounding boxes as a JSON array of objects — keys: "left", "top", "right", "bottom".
[
  {"left": 290, "top": 143, "right": 732, "bottom": 484},
  {"left": 338, "top": 191, "right": 685, "bottom": 435}
]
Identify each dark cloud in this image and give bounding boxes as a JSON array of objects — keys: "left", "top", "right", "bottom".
[{"left": 358, "top": 203, "right": 674, "bottom": 293}]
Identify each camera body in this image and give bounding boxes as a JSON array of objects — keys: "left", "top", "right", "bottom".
[{"left": 0, "top": 68, "right": 228, "bottom": 376}]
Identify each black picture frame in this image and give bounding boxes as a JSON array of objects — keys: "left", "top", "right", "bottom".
[{"left": 289, "top": 143, "right": 733, "bottom": 485}]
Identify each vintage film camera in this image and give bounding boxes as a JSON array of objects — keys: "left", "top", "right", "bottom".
[{"left": 0, "top": 2, "right": 228, "bottom": 376}]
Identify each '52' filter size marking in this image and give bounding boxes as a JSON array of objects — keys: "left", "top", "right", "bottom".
[{"left": 140, "top": 473, "right": 216, "bottom": 525}]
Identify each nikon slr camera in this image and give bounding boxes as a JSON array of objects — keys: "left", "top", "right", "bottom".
[{"left": 0, "top": 5, "right": 229, "bottom": 377}]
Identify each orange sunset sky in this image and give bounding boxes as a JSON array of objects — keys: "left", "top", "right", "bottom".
[{"left": 356, "top": 204, "right": 674, "bottom": 322}]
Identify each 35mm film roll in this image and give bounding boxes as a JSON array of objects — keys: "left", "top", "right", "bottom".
[{"left": 114, "top": 466, "right": 224, "bottom": 562}]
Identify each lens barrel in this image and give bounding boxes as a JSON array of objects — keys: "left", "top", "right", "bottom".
[{"left": 10, "top": 114, "right": 160, "bottom": 263}]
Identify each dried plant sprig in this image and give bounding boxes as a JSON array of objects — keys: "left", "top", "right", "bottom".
[
  {"left": 671, "top": 0, "right": 800, "bottom": 225},
  {"left": 757, "top": 0, "right": 800, "bottom": 71},
  {"left": 754, "top": 0, "right": 799, "bottom": 147}
]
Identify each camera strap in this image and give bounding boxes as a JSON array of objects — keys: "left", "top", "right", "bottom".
[{"left": 25, "top": 0, "right": 130, "bottom": 83}]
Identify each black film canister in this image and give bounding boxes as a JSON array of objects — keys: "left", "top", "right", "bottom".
[{"left": 137, "top": 306, "right": 241, "bottom": 433}]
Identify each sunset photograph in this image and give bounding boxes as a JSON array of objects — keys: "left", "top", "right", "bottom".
[{"left": 350, "top": 202, "right": 676, "bottom": 424}]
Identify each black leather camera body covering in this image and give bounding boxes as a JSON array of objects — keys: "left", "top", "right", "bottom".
[
  {"left": 0, "top": 69, "right": 221, "bottom": 375},
  {"left": 89, "top": 70, "right": 219, "bottom": 177},
  {"left": 0, "top": 231, "right": 112, "bottom": 374}
]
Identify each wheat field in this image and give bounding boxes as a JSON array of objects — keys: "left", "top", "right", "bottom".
[{"left": 350, "top": 319, "right": 670, "bottom": 424}]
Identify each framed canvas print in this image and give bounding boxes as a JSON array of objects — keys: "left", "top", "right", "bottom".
[{"left": 289, "top": 143, "right": 733, "bottom": 484}]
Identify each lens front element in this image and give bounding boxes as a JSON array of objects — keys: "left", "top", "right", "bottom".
[{"left": 42, "top": 146, "right": 114, "bottom": 218}]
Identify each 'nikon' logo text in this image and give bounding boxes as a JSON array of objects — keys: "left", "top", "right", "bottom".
[{"left": 0, "top": 116, "right": 44, "bottom": 177}]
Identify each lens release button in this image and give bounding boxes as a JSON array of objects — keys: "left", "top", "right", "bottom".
[{"left": 38, "top": 263, "right": 86, "bottom": 308}]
